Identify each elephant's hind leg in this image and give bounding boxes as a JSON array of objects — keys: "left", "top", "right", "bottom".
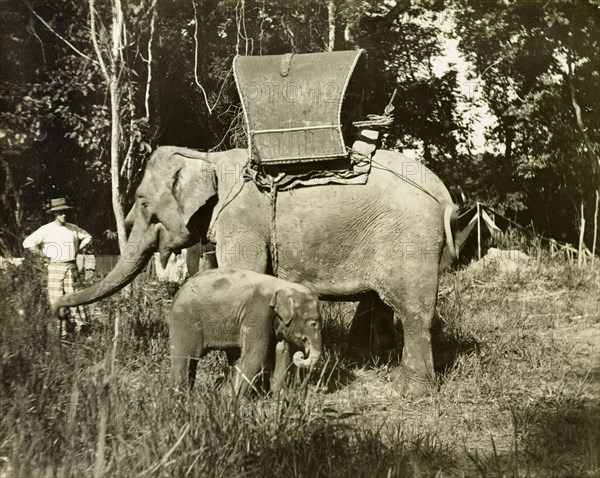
[{"left": 382, "top": 269, "right": 439, "bottom": 398}]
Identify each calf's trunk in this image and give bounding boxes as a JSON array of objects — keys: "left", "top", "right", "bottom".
[{"left": 293, "top": 334, "right": 322, "bottom": 369}]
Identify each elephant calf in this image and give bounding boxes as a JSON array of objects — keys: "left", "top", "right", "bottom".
[{"left": 169, "top": 267, "right": 322, "bottom": 396}]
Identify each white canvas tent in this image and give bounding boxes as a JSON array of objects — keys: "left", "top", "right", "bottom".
[
  {"left": 453, "top": 202, "right": 594, "bottom": 264},
  {"left": 455, "top": 203, "right": 502, "bottom": 260}
]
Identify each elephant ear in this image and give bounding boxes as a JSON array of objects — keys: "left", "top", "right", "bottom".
[
  {"left": 270, "top": 289, "right": 295, "bottom": 326},
  {"left": 171, "top": 157, "right": 217, "bottom": 225}
]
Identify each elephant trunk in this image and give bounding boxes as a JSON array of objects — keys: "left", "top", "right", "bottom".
[
  {"left": 51, "top": 223, "right": 161, "bottom": 315},
  {"left": 292, "top": 333, "right": 322, "bottom": 369}
]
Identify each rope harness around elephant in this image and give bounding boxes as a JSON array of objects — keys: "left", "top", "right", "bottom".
[
  {"left": 209, "top": 149, "right": 440, "bottom": 280},
  {"left": 252, "top": 158, "right": 441, "bottom": 281},
  {"left": 269, "top": 177, "right": 279, "bottom": 277},
  {"left": 370, "top": 159, "right": 441, "bottom": 204}
]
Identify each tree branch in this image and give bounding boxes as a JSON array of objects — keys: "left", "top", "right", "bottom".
[
  {"left": 26, "top": 18, "right": 47, "bottom": 64},
  {"left": 192, "top": 0, "right": 213, "bottom": 114},
  {"left": 25, "top": 1, "right": 99, "bottom": 65},
  {"left": 112, "top": 0, "right": 124, "bottom": 74},
  {"left": 191, "top": 0, "right": 232, "bottom": 116},
  {"left": 144, "top": 0, "right": 157, "bottom": 120},
  {"left": 258, "top": 0, "right": 266, "bottom": 55},
  {"left": 89, "top": 0, "right": 110, "bottom": 81},
  {"left": 235, "top": 0, "right": 252, "bottom": 55},
  {"left": 568, "top": 54, "right": 599, "bottom": 177}
]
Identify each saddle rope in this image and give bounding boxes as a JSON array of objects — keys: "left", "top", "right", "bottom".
[{"left": 269, "top": 176, "right": 279, "bottom": 277}]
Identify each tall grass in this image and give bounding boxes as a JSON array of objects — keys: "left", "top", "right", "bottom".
[
  {"left": 0, "top": 262, "right": 453, "bottom": 477},
  {"left": 1, "top": 255, "right": 598, "bottom": 477},
  {"left": 436, "top": 255, "right": 599, "bottom": 477}
]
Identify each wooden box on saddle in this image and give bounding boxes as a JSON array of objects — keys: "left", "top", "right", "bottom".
[{"left": 233, "top": 49, "right": 368, "bottom": 168}]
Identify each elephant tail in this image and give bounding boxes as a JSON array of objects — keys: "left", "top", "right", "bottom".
[{"left": 443, "top": 202, "right": 459, "bottom": 263}]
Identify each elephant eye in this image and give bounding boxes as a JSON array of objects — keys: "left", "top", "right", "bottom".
[
  {"left": 139, "top": 200, "right": 158, "bottom": 223},
  {"left": 308, "top": 320, "right": 320, "bottom": 329}
]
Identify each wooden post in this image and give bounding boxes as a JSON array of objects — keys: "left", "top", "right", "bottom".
[
  {"left": 477, "top": 202, "right": 482, "bottom": 260},
  {"left": 578, "top": 202, "right": 585, "bottom": 268},
  {"left": 593, "top": 190, "right": 598, "bottom": 267}
]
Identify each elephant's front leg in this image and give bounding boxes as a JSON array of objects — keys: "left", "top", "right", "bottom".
[
  {"left": 170, "top": 348, "right": 200, "bottom": 390},
  {"left": 169, "top": 314, "right": 203, "bottom": 390},
  {"left": 271, "top": 341, "right": 292, "bottom": 393},
  {"left": 232, "top": 325, "right": 270, "bottom": 397}
]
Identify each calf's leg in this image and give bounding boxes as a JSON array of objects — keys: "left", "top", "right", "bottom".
[{"left": 169, "top": 312, "right": 203, "bottom": 389}]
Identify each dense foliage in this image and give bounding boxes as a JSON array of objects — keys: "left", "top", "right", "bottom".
[
  {"left": 454, "top": 0, "right": 600, "bottom": 242},
  {"left": 1, "top": 0, "right": 598, "bottom": 254}
]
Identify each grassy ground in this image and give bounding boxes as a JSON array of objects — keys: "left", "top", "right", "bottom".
[{"left": 0, "top": 256, "right": 598, "bottom": 477}]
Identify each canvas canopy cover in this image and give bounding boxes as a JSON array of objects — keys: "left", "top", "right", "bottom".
[{"left": 234, "top": 49, "right": 366, "bottom": 165}]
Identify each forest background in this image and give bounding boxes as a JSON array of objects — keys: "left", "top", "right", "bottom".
[{"left": 1, "top": 0, "right": 598, "bottom": 256}]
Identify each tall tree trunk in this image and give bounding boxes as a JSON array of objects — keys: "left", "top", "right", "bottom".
[
  {"left": 110, "top": 85, "right": 127, "bottom": 252},
  {"left": 110, "top": 0, "right": 127, "bottom": 252},
  {"left": 90, "top": 0, "right": 127, "bottom": 253},
  {"left": 327, "top": 1, "right": 336, "bottom": 52},
  {"left": 578, "top": 201, "right": 586, "bottom": 267},
  {"left": 593, "top": 191, "right": 598, "bottom": 267}
]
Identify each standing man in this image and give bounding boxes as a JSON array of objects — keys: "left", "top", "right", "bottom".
[{"left": 23, "top": 198, "right": 92, "bottom": 336}]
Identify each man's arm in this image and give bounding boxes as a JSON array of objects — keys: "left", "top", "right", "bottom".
[
  {"left": 79, "top": 235, "right": 92, "bottom": 251},
  {"left": 75, "top": 226, "right": 92, "bottom": 251},
  {"left": 22, "top": 225, "right": 47, "bottom": 255}
]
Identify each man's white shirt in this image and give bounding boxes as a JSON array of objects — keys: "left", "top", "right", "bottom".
[{"left": 23, "top": 222, "right": 92, "bottom": 262}]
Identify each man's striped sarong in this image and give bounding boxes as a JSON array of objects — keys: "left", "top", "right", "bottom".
[{"left": 47, "top": 261, "right": 90, "bottom": 323}]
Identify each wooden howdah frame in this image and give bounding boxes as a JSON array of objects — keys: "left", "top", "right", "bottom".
[{"left": 234, "top": 49, "right": 366, "bottom": 166}]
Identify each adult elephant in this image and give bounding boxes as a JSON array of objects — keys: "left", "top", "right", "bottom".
[{"left": 52, "top": 146, "right": 457, "bottom": 397}]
